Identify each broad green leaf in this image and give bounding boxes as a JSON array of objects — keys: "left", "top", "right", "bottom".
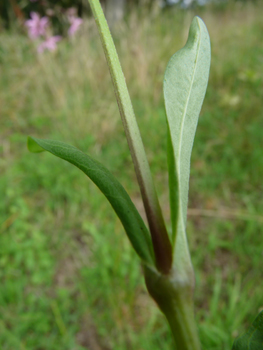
[
  {"left": 28, "top": 137, "right": 155, "bottom": 266},
  {"left": 164, "top": 16, "right": 211, "bottom": 246},
  {"left": 232, "top": 311, "right": 263, "bottom": 350}
]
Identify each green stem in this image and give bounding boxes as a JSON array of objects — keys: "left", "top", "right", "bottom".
[
  {"left": 144, "top": 265, "right": 201, "bottom": 350},
  {"left": 88, "top": 0, "right": 172, "bottom": 273}
]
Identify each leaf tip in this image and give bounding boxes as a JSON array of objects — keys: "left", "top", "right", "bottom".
[{"left": 27, "top": 136, "right": 45, "bottom": 153}]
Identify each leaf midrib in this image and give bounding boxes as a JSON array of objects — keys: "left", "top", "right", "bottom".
[{"left": 177, "top": 24, "right": 201, "bottom": 219}]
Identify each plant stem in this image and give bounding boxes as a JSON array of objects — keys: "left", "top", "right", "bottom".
[
  {"left": 88, "top": 0, "right": 172, "bottom": 273},
  {"left": 165, "top": 295, "right": 200, "bottom": 350},
  {"left": 144, "top": 265, "right": 201, "bottom": 350}
]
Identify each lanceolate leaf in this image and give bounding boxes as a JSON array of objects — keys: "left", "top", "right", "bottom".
[
  {"left": 28, "top": 137, "right": 155, "bottom": 266},
  {"left": 232, "top": 311, "right": 263, "bottom": 350},
  {"left": 164, "top": 17, "right": 211, "bottom": 247},
  {"left": 88, "top": 0, "right": 172, "bottom": 274}
]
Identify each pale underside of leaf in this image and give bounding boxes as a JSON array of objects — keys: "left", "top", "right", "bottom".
[
  {"left": 164, "top": 16, "right": 211, "bottom": 264},
  {"left": 28, "top": 137, "right": 155, "bottom": 266}
]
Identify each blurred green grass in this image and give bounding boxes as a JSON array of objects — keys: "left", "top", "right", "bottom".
[{"left": 1, "top": 2, "right": 263, "bottom": 349}]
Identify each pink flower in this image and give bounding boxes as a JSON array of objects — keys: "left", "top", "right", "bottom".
[
  {"left": 37, "top": 36, "right": 62, "bottom": 53},
  {"left": 25, "top": 12, "right": 49, "bottom": 39},
  {"left": 68, "top": 16, "right": 83, "bottom": 36}
]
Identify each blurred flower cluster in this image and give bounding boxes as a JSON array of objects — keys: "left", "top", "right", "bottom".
[{"left": 25, "top": 1, "right": 83, "bottom": 53}]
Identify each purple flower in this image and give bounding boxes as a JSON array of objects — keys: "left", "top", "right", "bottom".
[
  {"left": 37, "top": 36, "right": 62, "bottom": 53},
  {"left": 68, "top": 16, "right": 83, "bottom": 36},
  {"left": 25, "top": 12, "right": 49, "bottom": 39}
]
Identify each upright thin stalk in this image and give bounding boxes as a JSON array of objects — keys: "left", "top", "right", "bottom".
[
  {"left": 144, "top": 265, "right": 201, "bottom": 350},
  {"left": 88, "top": 0, "right": 172, "bottom": 274}
]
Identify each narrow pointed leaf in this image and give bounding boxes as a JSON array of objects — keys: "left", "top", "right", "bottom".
[
  {"left": 88, "top": 0, "right": 172, "bottom": 274},
  {"left": 164, "top": 16, "right": 211, "bottom": 245},
  {"left": 232, "top": 311, "right": 263, "bottom": 350},
  {"left": 28, "top": 136, "right": 155, "bottom": 266}
]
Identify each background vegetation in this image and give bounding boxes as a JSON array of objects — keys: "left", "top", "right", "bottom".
[{"left": 1, "top": 1, "right": 263, "bottom": 349}]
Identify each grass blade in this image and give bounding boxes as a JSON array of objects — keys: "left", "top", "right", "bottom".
[{"left": 28, "top": 136, "right": 155, "bottom": 266}]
